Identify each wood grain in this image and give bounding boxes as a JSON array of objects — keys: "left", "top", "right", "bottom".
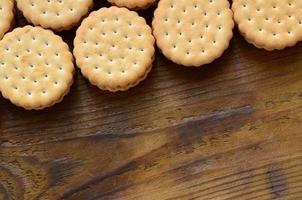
[{"left": 1, "top": 1, "right": 302, "bottom": 199}]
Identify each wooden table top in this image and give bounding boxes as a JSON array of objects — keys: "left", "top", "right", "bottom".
[{"left": 1, "top": 1, "right": 302, "bottom": 200}]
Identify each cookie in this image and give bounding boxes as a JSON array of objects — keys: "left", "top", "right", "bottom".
[
  {"left": 152, "top": 0, "right": 234, "bottom": 67},
  {"left": 108, "top": 0, "right": 158, "bottom": 10},
  {"left": 0, "top": 26, "right": 74, "bottom": 110},
  {"left": 232, "top": 0, "right": 302, "bottom": 50},
  {"left": 0, "top": 0, "right": 14, "bottom": 39},
  {"left": 74, "top": 6, "right": 155, "bottom": 92},
  {"left": 16, "top": 0, "right": 93, "bottom": 31}
]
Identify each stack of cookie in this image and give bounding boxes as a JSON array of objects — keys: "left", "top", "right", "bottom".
[{"left": 0, "top": 0, "right": 301, "bottom": 110}]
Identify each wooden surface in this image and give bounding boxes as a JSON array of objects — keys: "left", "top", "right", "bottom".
[{"left": 1, "top": 1, "right": 302, "bottom": 200}]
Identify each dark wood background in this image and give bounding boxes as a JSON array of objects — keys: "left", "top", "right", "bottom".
[{"left": 1, "top": 1, "right": 302, "bottom": 199}]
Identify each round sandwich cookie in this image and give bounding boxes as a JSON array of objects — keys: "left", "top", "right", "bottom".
[
  {"left": 108, "top": 0, "right": 158, "bottom": 10},
  {"left": 232, "top": 0, "right": 302, "bottom": 50},
  {"left": 152, "top": 0, "right": 234, "bottom": 67},
  {"left": 16, "top": 0, "right": 94, "bottom": 31},
  {"left": 0, "top": 0, "right": 14, "bottom": 39},
  {"left": 0, "top": 26, "right": 74, "bottom": 110},
  {"left": 74, "top": 6, "right": 155, "bottom": 92}
]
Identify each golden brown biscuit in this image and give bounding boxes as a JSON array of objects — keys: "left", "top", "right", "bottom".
[
  {"left": 74, "top": 7, "right": 155, "bottom": 92},
  {"left": 152, "top": 0, "right": 234, "bottom": 67},
  {"left": 232, "top": 0, "right": 302, "bottom": 50},
  {"left": 16, "top": 0, "right": 93, "bottom": 31},
  {"left": 0, "top": 0, "right": 14, "bottom": 39},
  {"left": 0, "top": 26, "right": 74, "bottom": 110},
  {"left": 108, "top": 0, "right": 158, "bottom": 10}
]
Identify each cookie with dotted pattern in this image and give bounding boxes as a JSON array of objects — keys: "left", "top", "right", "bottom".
[
  {"left": 152, "top": 0, "right": 234, "bottom": 67},
  {"left": 232, "top": 0, "right": 302, "bottom": 50},
  {"left": 16, "top": 0, "right": 93, "bottom": 31},
  {"left": 108, "top": 0, "right": 158, "bottom": 10},
  {"left": 0, "top": 0, "right": 14, "bottom": 39},
  {"left": 74, "top": 6, "right": 155, "bottom": 92},
  {"left": 0, "top": 26, "right": 74, "bottom": 110}
]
